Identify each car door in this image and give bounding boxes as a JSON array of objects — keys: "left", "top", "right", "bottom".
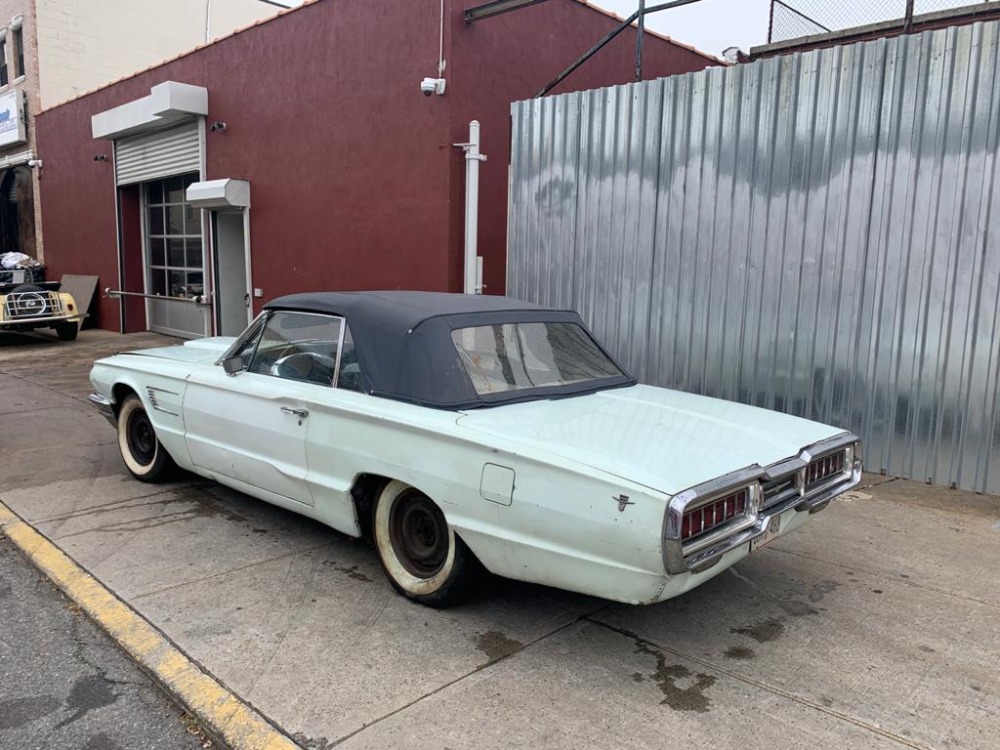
[{"left": 183, "top": 311, "right": 344, "bottom": 507}]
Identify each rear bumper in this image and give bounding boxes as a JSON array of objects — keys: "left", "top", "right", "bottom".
[{"left": 88, "top": 393, "right": 117, "bottom": 427}]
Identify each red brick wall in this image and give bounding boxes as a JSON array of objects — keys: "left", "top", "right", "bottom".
[{"left": 36, "top": 0, "right": 718, "bottom": 331}]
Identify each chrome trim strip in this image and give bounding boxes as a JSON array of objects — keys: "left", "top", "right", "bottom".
[
  {"left": 88, "top": 393, "right": 118, "bottom": 427},
  {"left": 662, "top": 433, "right": 862, "bottom": 575}
]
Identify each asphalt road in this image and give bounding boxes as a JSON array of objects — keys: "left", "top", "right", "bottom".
[{"left": 0, "top": 536, "right": 210, "bottom": 750}]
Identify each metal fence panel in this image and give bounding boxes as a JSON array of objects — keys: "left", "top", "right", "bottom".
[{"left": 508, "top": 20, "right": 1000, "bottom": 494}]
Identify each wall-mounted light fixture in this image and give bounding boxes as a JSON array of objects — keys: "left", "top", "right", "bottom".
[
  {"left": 93, "top": 154, "right": 108, "bottom": 162},
  {"left": 209, "top": 121, "right": 227, "bottom": 132},
  {"left": 27, "top": 158, "right": 42, "bottom": 169}
]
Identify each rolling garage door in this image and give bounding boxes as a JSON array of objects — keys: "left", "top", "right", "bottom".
[{"left": 114, "top": 122, "right": 201, "bottom": 186}]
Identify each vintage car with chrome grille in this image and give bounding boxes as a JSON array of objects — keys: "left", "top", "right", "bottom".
[
  {"left": 88, "top": 291, "right": 862, "bottom": 607},
  {"left": 0, "top": 282, "right": 82, "bottom": 341}
]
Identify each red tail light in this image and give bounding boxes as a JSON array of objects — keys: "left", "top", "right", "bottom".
[
  {"left": 681, "top": 487, "right": 749, "bottom": 542},
  {"left": 807, "top": 452, "right": 845, "bottom": 486}
]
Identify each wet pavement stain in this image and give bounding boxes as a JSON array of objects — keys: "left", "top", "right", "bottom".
[
  {"left": 731, "top": 617, "right": 785, "bottom": 643},
  {"left": 919, "top": 645, "right": 936, "bottom": 653},
  {"left": 808, "top": 580, "right": 841, "bottom": 603},
  {"left": 724, "top": 645, "right": 756, "bottom": 660},
  {"left": 778, "top": 600, "right": 818, "bottom": 617},
  {"left": 476, "top": 631, "right": 524, "bottom": 663},
  {"left": 54, "top": 675, "right": 118, "bottom": 729},
  {"left": 0, "top": 695, "right": 60, "bottom": 730},
  {"left": 634, "top": 641, "right": 716, "bottom": 713},
  {"left": 632, "top": 672, "right": 646, "bottom": 682},
  {"left": 54, "top": 490, "right": 252, "bottom": 539},
  {"left": 337, "top": 565, "right": 372, "bottom": 582}
]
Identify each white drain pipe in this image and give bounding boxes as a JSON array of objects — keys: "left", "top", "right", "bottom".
[{"left": 455, "top": 121, "right": 487, "bottom": 294}]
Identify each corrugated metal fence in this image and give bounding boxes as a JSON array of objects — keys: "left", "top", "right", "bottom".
[{"left": 508, "top": 21, "right": 1000, "bottom": 494}]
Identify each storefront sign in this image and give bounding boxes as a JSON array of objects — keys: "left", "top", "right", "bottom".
[{"left": 0, "top": 90, "right": 27, "bottom": 148}]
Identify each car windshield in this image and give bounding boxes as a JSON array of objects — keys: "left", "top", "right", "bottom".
[{"left": 451, "top": 322, "right": 623, "bottom": 395}]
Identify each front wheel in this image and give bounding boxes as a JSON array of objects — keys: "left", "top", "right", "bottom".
[
  {"left": 55, "top": 322, "right": 78, "bottom": 341},
  {"left": 116, "top": 394, "right": 175, "bottom": 482},
  {"left": 373, "top": 481, "right": 474, "bottom": 608}
]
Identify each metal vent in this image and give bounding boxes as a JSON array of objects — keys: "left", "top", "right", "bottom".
[{"left": 114, "top": 122, "right": 200, "bottom": 186}]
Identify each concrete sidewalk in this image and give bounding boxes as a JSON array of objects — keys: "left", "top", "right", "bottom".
[{"left": 1, "top": 329, "right": 998, "bottom": 750}]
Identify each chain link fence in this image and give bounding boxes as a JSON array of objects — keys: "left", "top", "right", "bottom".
[{"left": 769, "top": 0, "right": 1000, "bottom": 42}]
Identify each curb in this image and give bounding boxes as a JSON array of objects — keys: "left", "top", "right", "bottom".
[{"left": 0, "top": 500, "right": 302, "bottom": 750}]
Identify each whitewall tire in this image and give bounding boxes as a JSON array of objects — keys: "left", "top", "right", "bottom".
[
  {"left": 373, "top": 480, "right": 474, "bottom": 607},
  {"left": 117, "top": 394, "right": 175, "bottom": 483}
]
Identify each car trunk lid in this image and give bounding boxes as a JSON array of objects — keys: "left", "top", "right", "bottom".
[{"left": 456, "top": 384, "right": 845, "bottom": 496}]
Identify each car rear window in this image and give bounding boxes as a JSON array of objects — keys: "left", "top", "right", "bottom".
[{"left": 450, "top": 322, "right": 623, "bottom": 396}]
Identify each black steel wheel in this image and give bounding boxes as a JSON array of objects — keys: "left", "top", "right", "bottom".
[
  {"left": 116, "top": 394, "right": 176, "bottom": 482},
  {"left": 373, "top": 480, "right": 475, "bottom": 607}
]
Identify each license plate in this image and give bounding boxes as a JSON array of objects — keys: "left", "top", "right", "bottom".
[{"left": 750, "top": 515, "right": 782, "bottom": 553}]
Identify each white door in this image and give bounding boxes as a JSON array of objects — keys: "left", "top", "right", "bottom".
[
  {"left": 213, "top": 210, "right": 252, "bottom": 336},
  {"left": 182, "top": 311, "right": 345, "bottom": 507},
  {"left": 183, "top": 368, "right": 315, "bottom": 506}
]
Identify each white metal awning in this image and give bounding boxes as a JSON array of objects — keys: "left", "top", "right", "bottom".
[{"left": 185, "top": 179, "right": 250, "bottom": 209}]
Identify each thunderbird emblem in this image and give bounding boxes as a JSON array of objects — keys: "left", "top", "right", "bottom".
[{"left": 614, "top": 494, "right": 634, "bottom": 512}]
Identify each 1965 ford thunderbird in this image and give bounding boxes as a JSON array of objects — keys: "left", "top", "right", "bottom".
[{"left": 89, "top": 291, "right": 861, "bottom": 607}]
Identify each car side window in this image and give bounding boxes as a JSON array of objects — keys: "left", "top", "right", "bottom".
[
  {"left": 248, "top": 312, "right": 343, "bottom": 386},
  {"left": 337, "top": 324, "right": 364, "bottom": 393}
]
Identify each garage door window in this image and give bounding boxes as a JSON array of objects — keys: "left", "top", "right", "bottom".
[{"left": 145, "top": 174, "right": 203, "bottom": 300}]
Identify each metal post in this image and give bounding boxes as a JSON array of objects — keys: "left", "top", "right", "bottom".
[
  {"left": 903, "top": 0, "right": 915, "bottom": 33},
  {"left": 636, "top": 0, "right": 645, "bottom": 82},
  {"left": 454, "top": 121, "right": 488, "bottom": 294}
]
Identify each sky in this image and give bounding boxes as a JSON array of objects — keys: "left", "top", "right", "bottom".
[{"left": 590, "top": 0, "right": 773, "bottom": 58}]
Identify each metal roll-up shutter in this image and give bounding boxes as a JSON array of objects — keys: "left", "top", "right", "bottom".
[{"left": 114, "top": 122, "right": 201, "bottom": 185}]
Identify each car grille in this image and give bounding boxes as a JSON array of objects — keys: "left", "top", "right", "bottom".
[
  {"left": 761, "top": 473, "right": 799, "bottom": 510},
  {"left": 4, "top": 291, "right": 63, "bottom": 320},
  {"left": 681, "top": 487, "right": 749, "bottom": 542},
  {"left": 807, "top": 451, "right": 846, "bottom": 489}
]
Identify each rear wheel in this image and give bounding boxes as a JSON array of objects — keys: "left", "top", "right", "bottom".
[
  {"left": 373, "top": 480, "right": 474, "bottom": 607},
  {"left": 117, "top": 394, "right": 175, "bottom": 482},
  {"left": 55, "top": 322, "right": 78, "bottom": 341}
]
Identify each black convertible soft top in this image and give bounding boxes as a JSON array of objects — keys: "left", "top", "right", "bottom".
[{"left": 263, "top": 291, "right": 633, "bottom": 409}]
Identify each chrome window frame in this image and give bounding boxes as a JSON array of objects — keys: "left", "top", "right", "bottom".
[{"left": 662, "top": 432, "right": 862, "bottom": 575}]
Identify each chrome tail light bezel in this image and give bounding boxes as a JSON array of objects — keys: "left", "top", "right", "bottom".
[{"left": 662, "top": 433, "right": 862, "bottom": 575}]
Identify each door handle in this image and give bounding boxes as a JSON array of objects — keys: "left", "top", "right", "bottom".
[{"left": 280, "top": 406, "right": 309, "bottom": 418}]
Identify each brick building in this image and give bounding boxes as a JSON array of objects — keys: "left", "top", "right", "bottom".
[
  {"left": 0, "top": 0, "right": 292, "bottom": 260},
  {"left": 35, "top": 0, "right": 719, "bottom": 338}
]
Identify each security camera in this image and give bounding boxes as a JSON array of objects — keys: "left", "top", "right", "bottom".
[
  {"left": 27, "top": 159, "right": 42, "bottom": 168},
  {"left": 420, "top": 77, "right": 446, "bottom": 96}
]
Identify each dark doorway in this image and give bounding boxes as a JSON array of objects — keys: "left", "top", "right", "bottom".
[{"left": 0, "top": 166, "right": 36, "bottom": 257}]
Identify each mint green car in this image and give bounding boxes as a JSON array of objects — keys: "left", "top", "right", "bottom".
[{"left": 89, "top": 291, "right": 862, "bottom": 608}]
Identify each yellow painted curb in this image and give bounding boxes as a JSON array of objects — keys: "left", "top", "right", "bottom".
[{"left": 0, "top": 501, "right": 302, "bottom": 750}]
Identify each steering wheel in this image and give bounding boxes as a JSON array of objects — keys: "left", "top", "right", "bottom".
[{"left": 270, "top": 352, "right": 337, "bottom": 385}]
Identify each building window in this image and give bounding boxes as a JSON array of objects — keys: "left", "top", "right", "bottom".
[
  {"left": 145, "top": 174, "right": 203, "bottom": 301},
  {"left": 0, "top": 35, "right": 8, "bottom": 87},
  {"left": 12, "top": 26, "right": 22, "bottom": 78}
]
